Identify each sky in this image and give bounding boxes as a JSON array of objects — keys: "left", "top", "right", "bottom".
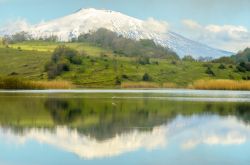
[{"left": 0, "top": 0, "right": 250, "bottom": 52}]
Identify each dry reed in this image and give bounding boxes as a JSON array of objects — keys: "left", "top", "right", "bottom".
[
  {"left": 0, "top": 77, "right": 73, "bottom": 89},
  {"left": 190, "top": 79, "right": 250, "bottom": 90},
  {"left": 29, "top": 80, "right": 73, "bottom": 89}
]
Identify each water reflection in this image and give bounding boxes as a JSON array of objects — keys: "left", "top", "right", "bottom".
[
  {"left": 0, "top": 92, "right": 250, "bottom": 161},
  {"left": 1, "top": 115, "right": 250, "bottom": 159}
]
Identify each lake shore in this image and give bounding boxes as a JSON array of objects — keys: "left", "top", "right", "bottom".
[{"left": 1, "top": 77, "right": 250, "bottom": 91}]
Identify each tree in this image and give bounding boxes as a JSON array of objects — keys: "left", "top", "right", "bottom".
[
  {"left": 77, "top": 28, "right": 179, "bottom": 59},
  {"left": 45, "top": 46, "right": 82, "bottom": 79},
  {"left": 3, "top": 32, "right": 32, "bottom": 44},
  {"left": 52, "top": 45, "right": 81, "bottom": 64},
  {"left": 182, "top": 55, "right": 195, "bottom": 62},
  {"left": 236, "top": 62, "right": 250, "bottom": 72}
]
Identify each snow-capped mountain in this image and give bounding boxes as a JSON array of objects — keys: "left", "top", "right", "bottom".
[{"left": 0, "top": 8, "right": 232, "bottom": 58}]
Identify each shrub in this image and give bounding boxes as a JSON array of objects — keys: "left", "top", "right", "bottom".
[
  {"left": 71, "top": 55, "right": 82, "bottom": 65},
  {"left": 121, "top": 74, "right": 129, "bottom": 79},
  {"left": 52, "top": 45, "right": 80, "bottom": 63},
  {"left": 152, "top": 61, "right": 159, "bottom": 65},
  {"left": 46, "top": 61, "right": 70, "bottom": 79},
  {"left": 203, "top": 63, "right": 212, "bottom": 68},
  {"left": 171, "top": 61, "right": 177, "bottom": 65},
  {"left": 46, "top": 46, "right": 82, "bottom": 79},
  {"left": 218, "top": 64, "right": 226, "bottom": 69},
  {"left": 236, "top": 64, "right": 246, "bottom": 72},
  {"left": 142, "top": 73, "right": 150, "bottom": 81},
  {"left": 115, "top": 76, "right": 121, "bottom": 85},
  {"left": 137, "top": 56, "right": 150, "bottom": 65},
  {"left": 205, "top": 67, "right": 215, "bottom": 76}
]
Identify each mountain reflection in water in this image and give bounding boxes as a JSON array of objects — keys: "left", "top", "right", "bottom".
[{"left": 0, "top": 92, "right": 250, "bottom": 161}]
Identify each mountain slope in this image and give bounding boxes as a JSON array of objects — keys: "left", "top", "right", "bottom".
[{"left": 0, "top": 8, "right": 232, "bottom": 58}]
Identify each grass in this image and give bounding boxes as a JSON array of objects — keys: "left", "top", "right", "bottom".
[
  {"left": 1, "top": 40, "right": 250, "bottom": 89},
  {"left": 0, "top": 77, "right": 73, "bottom": 89},
  {"left": 9, "top": 41, "right": 114, "bottom": 57},
  {"left": 162, "top": 82, "right": 178, "bottom": 88},
  {"left": 190, "top": 79, "right": 250, "bottom": 90},
  {"left": 121, "top": 82, "right": 178, "bottom": 89},
  {"left": 121, "top": 82, "right": 160, "bottom": 88}
]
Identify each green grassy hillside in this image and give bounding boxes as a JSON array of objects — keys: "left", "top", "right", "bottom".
[{"left": 0, "top": 40, "right": 249, "bottom": 88}]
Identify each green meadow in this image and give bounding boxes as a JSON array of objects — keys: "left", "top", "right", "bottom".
[{"left": 0, "top": 40, "right": 249, "bottom": 88}]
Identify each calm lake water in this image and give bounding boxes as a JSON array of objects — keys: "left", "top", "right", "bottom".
[{"left": 0, "top": 89, "right": 250, "bottom": 165}]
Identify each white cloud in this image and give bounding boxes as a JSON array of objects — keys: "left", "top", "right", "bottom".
[
  {"left": 0, "top": 19, "right": 31, "bottom": 36},
  {"left": 182, "top": 19, "right": 202, "bottom": 30},
  {"left": 1, "top": 115, "right": 250, "bottom": 159},
  {"left": 182, "top": 19, "right": 250, "bottom": 52},
  {"left": 0, "top": 126, "right": 167, "bottom": 159},
  {"left": 182, "top": 132, "right": 246, "bottom": 150}
]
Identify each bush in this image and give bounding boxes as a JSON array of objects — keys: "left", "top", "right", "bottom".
[
  {"left": 171, "top": 61, "right": 177, "bottom": 65},
  {"left": 205, "top": 67, "right": 215, "bottom": 76},
  {"left": 71, "top": 56, "right": 82, "bottom": 65},
  {"left": 52, "top": 45, "right": 80, "bottom": 63},
  {"left": 46, "top": 61, "right": 70, "bottom": 79},
  {"left": 142, "top": 73, "right": 150, "bottom": 81},
  {"left": 237, "top": 65, "right": 246, "bottom": 72},
  {"left": 203, "top": 63, "right": 212, "bottom": 68},
  {"left": 236, "top": 62, "right": 250, "bottom": 72},
  {"left": 122, "top": 74, "right": 129, "bottom": 79},
  {"left": 137, "top": 56, "right": 150, "bottom": 65},
  {"left": 46, "top": 46, "right": 82, "bottom": 79},
  {"left": 115, "top": 76, "right": 121, "bottom": 85},
  {"left": 218, "top": 64, "right": 226, "bottom": 69}
]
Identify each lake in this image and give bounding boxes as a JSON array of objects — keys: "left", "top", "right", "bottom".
[{"left": 0, "top": 89, "right": 250, "bottom": 165}]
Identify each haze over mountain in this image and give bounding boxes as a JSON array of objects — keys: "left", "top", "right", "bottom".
[{"left": 0, "top": 8, "right": 233, "bottom": 58}]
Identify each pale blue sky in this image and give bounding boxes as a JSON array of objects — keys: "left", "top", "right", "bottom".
[
  {"left": 1, "top": 0, "right": 250, "bottom": 51},
  {"left": 1, "top": 0, "right": 250, "bottom": 26}
]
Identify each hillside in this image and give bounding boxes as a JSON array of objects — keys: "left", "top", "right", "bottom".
[
  {"left": 0, "top": 8, "right": 232, "bottom": 58},
  {"left": 0, "top": 39, "right": 249, "bottom": 88}
]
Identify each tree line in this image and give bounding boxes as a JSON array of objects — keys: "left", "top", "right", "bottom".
[{"left": 73, "top": 28, "right": 179, "bottom": 59}]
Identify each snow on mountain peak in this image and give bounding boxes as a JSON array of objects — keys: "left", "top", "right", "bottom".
[{"left": 0, "top": 8, "right": 232, "bottom": 58}]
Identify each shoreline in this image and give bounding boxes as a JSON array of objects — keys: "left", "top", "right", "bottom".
[{"left": 1, "top": 88, "right": 250, "bottom": 93}]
